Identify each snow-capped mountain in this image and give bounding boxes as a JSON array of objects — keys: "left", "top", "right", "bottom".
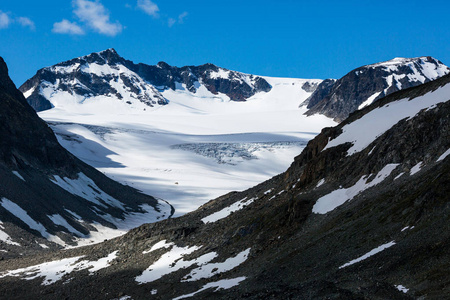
[
  {"left": 0, "top": 57, "right": 172, "bottom": 255},
  {"left": 305, "top": 56, "right": 450, "bottom": 121},
  {"left": 20, "top": 49, "right": 272, "bottom": 112},
  {"left": 2, "top": 68, "right": 448, "bottom": 299},
  {"left": 18, "top": 49, "right": 333, "bottom": 215}
]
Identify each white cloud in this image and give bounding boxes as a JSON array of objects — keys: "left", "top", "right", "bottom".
[
  {"left": 168, "top": 18, "right": 176, "bottom": 28},
  {"left": 137, "top": 0, "right": 159, "bottom": 17},
  {"left": 168, "top": 12, "right": 188, "bottom": 28},
  {"left": 178, "top": 11, "right": 188, "bottom": 24},
  {"left": 52, "top": 19, "right": 85, "bottom": 35},
  {"left": 17, "top": 17, "right": 35, "bottom": 30},
  {"left": 73, "top": 0, "right": 122, "bottom": 36},
  {"left": 0, "top": 11, "right": 11, "bottom": 29}
]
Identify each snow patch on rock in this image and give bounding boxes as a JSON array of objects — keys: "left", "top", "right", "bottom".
[{"left": 312, "top": 164, "right": 399, "bottom": 214}]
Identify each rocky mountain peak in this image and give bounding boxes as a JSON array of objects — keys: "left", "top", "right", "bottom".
[
  {"left": 305, "top": 56, "right": 450, "bottom": 122},
  {"left": 0, "top": 57, "right": 21, "bottom": 98},
  {"left": 92, "top": 48, "right": 123, "bottom": 65},
  {"left": 156, "top": 61, "right": 172, "bottom": 69},
  {"left": 20, "top": 52, "right": 273, "bottom": 112}
]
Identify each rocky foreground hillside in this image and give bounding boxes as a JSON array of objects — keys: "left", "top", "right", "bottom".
[
  {"left": 305, "top": 56, "right": 449, "bottom": 122},
  {"left": 0, "top": 70, "right": 448, "bottom": 298},
  {"left": 0, "top": 57, "right": 172, "bottom": 256}
]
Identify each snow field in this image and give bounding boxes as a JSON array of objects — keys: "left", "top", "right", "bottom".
[
  {"left": 39, "top": 75, "right": 335, "bottom": 216},
  {"left": 0, "top": 251, "right": 118, "bottom": 285},
  {"left": 12, "top": 171, "right": 25, "bottom": 181},
  {"left": 312, "top": 164, "right": 399, "bottom": 214},
  {"left": 0, "top": 198, "right": 66, "bottom": 246},
  {"left": 410, "top": 162, "right": 423, "bottom": 175},
  {"left": 173, "top": 277, "right": 247, "bottom": 300},
  {"left": 181, "top": 249, "right": 251, "bottom": 282},
  {"left": 201, "top": 197, "right": 256, "bottom": 224},
  {"left": 437, "top": 148, "right": 450, "bottom": 161},
  {"left": 395, "top": 285, "right": 409, "bottom": 293},
  {"left": 0, "top": 223, "right": 20, "bottom": 246},
  {"left": 51, "top": 172, "right": 125, "bottom": 209},
  {"left": 137, "top": 243, "right": 250, "bottom": 285},
  {"left": 339, "top": 241, "right": 396, "bottom": 269},
  {"left": 324, "top": 83, "right": 450, "bottom": 156}
]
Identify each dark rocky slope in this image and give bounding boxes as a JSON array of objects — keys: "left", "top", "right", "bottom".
[
  {"left": 0, "top": 73, "right": 449, "bottom": 299},
  {"left": 305, "top": 56, "right": 449, "bottom": 122},
  {"left": 0, "top": 57, "right": 172, "bottom": 256},
  {"left": 20, "top": 49, "right": 272, "bottom": 112}
]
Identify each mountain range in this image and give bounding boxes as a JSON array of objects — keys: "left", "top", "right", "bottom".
[
  {"left": 0, "top": 57, "right": 448, "bottom": 299},
  {"left": 0, "top": 50, "right": 448, "bottom": 299},
  {"left": 20, "top": 48, "right": 272, "bottom": 112},
  {"left": 0, "top": 57, "right": 172, "bottom": 257},
  {"left": 19, "top": 49, "right": 449, "bottom": 124},
  {"left": 15, "top": 49, "right": 450, "bottom": 217}
]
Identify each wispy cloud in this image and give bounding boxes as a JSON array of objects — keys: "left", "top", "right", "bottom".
[
  {"left": 52, "top": 19, "right": 85, "bottom": 35},
  {"left": 0, "top": 11, "right": 36, "bottom": 31},
  {"left": 0, "top": 11, "right": 11, "bottom": 29},
  {"left": 168, "top": 18, "right": 176, "bottom": 28},
  {"left": 17, "top": 17, "right": 35, "bottom": 30},
  {"left": 73, "top": 0, "right": 122, "bottom": 36},
  {"left": 137, "top": 0, "right": 159, "bottom": 17},
  {"left": 178, "top": 11, "right": 188, "bottom": 24},
  {"left": 168, "top": 11, "right": 188, "bottom": 28}
]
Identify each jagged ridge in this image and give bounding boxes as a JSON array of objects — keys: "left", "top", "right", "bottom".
[
  {"left": 20, "top": 49, "right": 272, "bottom": 112},
  {"left": 305, "top": 56, "right": 450, "bottom": 122}
]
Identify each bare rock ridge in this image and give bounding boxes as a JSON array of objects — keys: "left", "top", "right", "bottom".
[
  {"left": 305, "top": 56, "right": 450, "bottom": 122},
  {"left": 1, "top": 69, "right": 448, "bottom": 298},
  {"left": 20, "top": 48, "right": 272, "bottom": 112},
  {"left": 0, "top": 57, "right": 173, "bottom": 255}
]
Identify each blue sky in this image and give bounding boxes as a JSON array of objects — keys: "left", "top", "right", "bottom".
[{"left": 1, "top": 0, "right": 449, "bottom": 86}]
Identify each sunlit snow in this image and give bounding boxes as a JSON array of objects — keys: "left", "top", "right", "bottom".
[
  {"left": 136, "top": 245, "right": 216, "bottom": 284},
  {"left": 437, "top": 148, "right": 450, "bottom": 162},
  {"left": 339, "top": 241, "right": 396, "bottom": 269},
  {"left": 323, "top": 83, "right": 450, "bottom": 156},
  {"left": 39, "top": 75, "right": 335, "bottom": 215},
  {"left": 410, "top": 162, "right": 422, "bottom": 176},
  {"left": 0, "top": 251, "right": 118, "bottom": 285},
  {"left": 395, "top": 284, "right": 409, "bottom": 293},
  {"left": 182, "top": 248, "right": 250, "bottom": 282},
  {"left": 142, "top": 239, "right": 174, "bottom": 254},
  {"left": 312, "top": 164, "right": 399, "bottom": 214},
  {"left": 201, "top": 197, "right": 256, "bottom": 224},
  {"left": 0, "top": 221, "right": 20, "bottom": 246},
  {"left": 173, "top": 277, "right": 247, "bottom": 300}
]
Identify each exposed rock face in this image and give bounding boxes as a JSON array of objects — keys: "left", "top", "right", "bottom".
[
  {"left": 305, "top": 56, "right": 450, "bottom": 122},
  {"left": 1, "top": 73, "right": 448, "bottom": 299},
  {"left": 0, "top": 57, "right": 172, "bottom": 255},
  {"left": 301, "top": 78, "right": 336, "bottom": 107},
  {"left": 20, "top": 49, "right": 272, "bottom": 112},
  {"left": 20, "top": 49, "right": 168, "bottom": 111}
]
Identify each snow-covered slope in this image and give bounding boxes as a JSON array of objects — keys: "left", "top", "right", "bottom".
[
  {"left": 305, "top": 56, "right": 450, "bottom": 121},
  {"left": 38, "top": 75, "right": 334, "bottom": 214},
  {"left": 0, "top": 57, "right": 172, "bottom": 254},
  {"left": 2, "top": 72, "right": 449, "bottom": 300},
  {"left": 17, "top": 49, "right": 335, "bottom": 215}
]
